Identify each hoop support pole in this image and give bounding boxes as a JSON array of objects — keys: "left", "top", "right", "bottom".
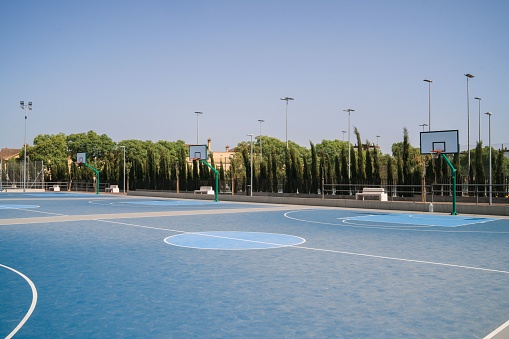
[
  {"left": 200, "top": 160, "right": 219, "bottom": 202},
  {"left": 84, "top": 163, "right": 100, "bottom": 195},
  {"left": 440, "top": 153, "right": 458, "bottom": 215}
]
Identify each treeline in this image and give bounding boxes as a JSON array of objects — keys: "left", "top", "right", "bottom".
[{"left": 16, "top": 129, "right": 509, "bottom": 194}]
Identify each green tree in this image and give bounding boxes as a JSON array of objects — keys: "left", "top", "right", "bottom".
[
  {"left": 28, "top": 133, "right": 69, "bottom": 181},
  {"left": 494, "top": 148, "right": 507, "bottom": 195},
  {"left": 373, "top": 145, "right": 381, "bottom": 184},
  {"left": 365, "top": 141, "right": 373, "bottom": 182},
  {"left": 310, "top": 141, "right": 319, "bottom": 193},
  {"left": 354, "top": 127, "right": 365, "bottom": 181},
  {"left": 67, "top": 130, "right": 115, "bottom": 160},
  {"left": 350, "top": 144, "right": 357, "bottom": 181}
]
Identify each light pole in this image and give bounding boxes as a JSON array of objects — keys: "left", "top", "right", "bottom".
[
  {"left": 423, "top": 79, "right": 432, "bottom": 131},
  {"left": 475, "top": 97, "right": 482, "bottom": 142},
  {"left": 485, "top": 112, "right": 492, "bottom": 205},
  {"left": 465, "top": 73, "right": 474, "bottom": 175},
  {"left": 20, "top": 101, "right": 32, "bottom": 192},
  {"left": 419, "top": 123, "right": 428, "bottom": 132},
  {"left": 258, "top": 119, "right": 264, "bottom": 157},
  {"left": 120, "top": 146, "right": 126, "bottom": 194},
  {"left": 376, "top": 135, "right": 380, "bottom": 147},
  {"left": 342, "top": 130, "right": 346, "bottom": 141},
  {"left": 194, "top": 112, "right": 203, "bottom": 144},
  {"left": 247, "top": 134, "right": 254, "bottom": 197},
  {"left": 343, "top": 109, "right": 355, "bottom": 180},
  {"left": 280, "top": 97, "right": 294, "bottom": 148}
]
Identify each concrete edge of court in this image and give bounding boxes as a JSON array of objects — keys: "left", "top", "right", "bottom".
[{"left": 127, "top": 190, "right": 509, "bottom": 216}]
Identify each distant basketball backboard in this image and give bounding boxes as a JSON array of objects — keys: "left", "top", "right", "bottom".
[
  {"left": 420, "top": 130, "right": 459, "bottom": 154},
  {"left": 189, "top": 145, "right": 208, "bottom": 160},
  {"left": 77, "top": 152, "right": 86, "bottom": 163}
]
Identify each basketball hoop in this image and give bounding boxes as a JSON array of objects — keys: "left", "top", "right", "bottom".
[{"left": 430, "top": 150, "right": 442, "bottom": 159}]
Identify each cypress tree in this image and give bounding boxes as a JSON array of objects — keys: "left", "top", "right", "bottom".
[
  {"left": 341, "top": 145, "right": 348, "bottom": 183},
  {"left": 373, "top": 146, "right": 381, "bottom": 184},
  {"left": 495, "top": 148, "right": 504, "bottom": 195},
  {"left": 354, "top": 127, "right": 365, "bottom": 180},
  {"left": 310, "top": 141, "right": 319, "bottom": 193},
  {"left": 271, "top": 152, "right": 278, "bottom": 192},
  {"left": 350, "top": 144, "right": 358, "bottom": 182},
  {"left": 365, "top": 143, "right": 373, "bottom": 183}
]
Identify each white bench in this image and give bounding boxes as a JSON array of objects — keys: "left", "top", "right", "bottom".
[
  {"left": 355, "top": 187, "right": 388, "bottom": 201},
  {"left": 194, "top": 186, "right": 214, "bottom": 195},
  {"left": 48, "top": 185, "right": 60, "bottom": 191},
  {"left": 105, "top": 184, "right": 120, "bottom": 193}
]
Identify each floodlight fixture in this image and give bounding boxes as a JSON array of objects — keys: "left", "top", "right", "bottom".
[
  {"left": 247, "top": 134, "right": 254, "bottom": 196},
  {"left": 484, "top": 112, "right": 493, "bottom": 205},
  {"left": 194, "top": 112, "right": 203, "bottom": 144},
  {"left": 20, "top": 100, "right": 33, "bottom": 192},
  {"left": 258, "top": 120, "right": 265, "bottom": 157},
  {"left": 280, "top": 97, "right": 294, "bottom": 148},
  {"left": 343, "top": 109, "right": 355, "bottom": 181},
  {"left": 465, "top": 73, "right": 474, "bottom": 174},
  {"left": 423, "top": 79, "right": 432, "bottom": 130}
]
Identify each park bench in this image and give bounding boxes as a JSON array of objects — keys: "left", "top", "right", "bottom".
[
  {"left": 105, "top": 184, "right": 120, "bottom": 193},
  {"left": 49, "top": 185, "right": 60, "bottom": 191},
  {"left": 355, "top": 187, "right": 388, "bottom": 201},
  {"left": 194, "top": 186, "right": 214, "bottom": 195}
]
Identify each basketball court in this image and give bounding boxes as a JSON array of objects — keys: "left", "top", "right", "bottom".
[{"left": 1, "top": 192, "right": 509, "bottom": 338}]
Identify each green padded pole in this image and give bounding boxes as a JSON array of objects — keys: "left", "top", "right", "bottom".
[
  {"left": 84, "top": 163, "right": 100, "bottom": 195},
  {"left": 440, "top": 153, "right": 458, "bottom": 215},
  {"left": 201, "top": 160, "right": 219, "bottom": 202}
]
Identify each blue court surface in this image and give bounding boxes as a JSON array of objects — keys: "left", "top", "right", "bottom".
[{"left": 1, "top": 192, "right": 509, "bottom": 338}]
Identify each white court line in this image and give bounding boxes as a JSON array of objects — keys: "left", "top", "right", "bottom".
[
  {"left": 0, "top": 264, "right": 38, "bottom": 339},
  {"left": 292, "top": 245, "right": 509, "bottom": 275},
  {"left": 284, "top": 210, "right": 509, "bottom": 234},
  {"left": 15, "top": 209, "right": 66, "bottom": 217},
  {"left": 95, "top": 219, "right": 184, "bottom": 233},
  {"left": 0, "top": 205, "right": 66, "bottom": 217},
  {"left": 484, "top": 319, "right": 509, "bottom": 338},
  {"left": 171, "top": 231, "right": 306, "bottom": 247},
  {"left": 97, "top": 218, "right": 509, "bottom": 275}
]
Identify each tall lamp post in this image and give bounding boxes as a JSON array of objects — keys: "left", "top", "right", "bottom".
[
  {"left": 342, "top": 130, "right": 346, "bottom": 141},
  {"left": 258, "top": 119, "right": 264, "bottom": 157},
  {"left": 423, "top": 79, "right": 432, "bottom": 131},
  {"left": 194, "top": 112, "right": 203, "bottom": 144},
  {"left": 247, "top": 134, "right": 254, "bottom": 197},
  {"left": 20, "top": 101, "right": 32, "bottom": 192},
  {"left": 484, "top": 112, "right": 492, "bottom": 205},
  {"left": 418, "top": 124, "right": 428, "bottom": 202},
  {"left": 376, "top": 135, "right": 380, "bottom": 147},
  {"left": 475, "top": 97, "right": 482, "bottom": 142},
  {"left": 120, "top": 146, "right": 126, "bottom": 194},
  {"left": 343, "top": 109, "right": 355, "bottom": 180},
  {"left": 280, "top": 97, "right": 294, "bottom": 148},
  {"left": 465, "top": 74, "right": 474, "bottom": 175}
]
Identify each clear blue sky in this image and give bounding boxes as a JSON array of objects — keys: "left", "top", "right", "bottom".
[{"left": 1, "top": 0, "right": 508, "bottom": 155}]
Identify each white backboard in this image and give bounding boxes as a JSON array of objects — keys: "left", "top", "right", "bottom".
[
  {"left": 77, "top": 152, "right": 86, "bottom": 163},
  {"left": 189, "top": 145, "right": 208, "bottom": 160},
  {"left": 420, "top": 130, "right": 459, "bottom": 154}
]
